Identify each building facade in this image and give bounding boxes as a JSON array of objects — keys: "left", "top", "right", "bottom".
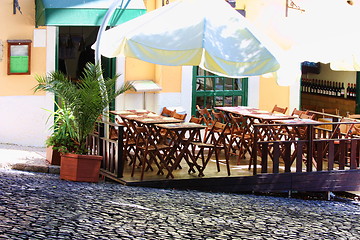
[{"left": 1, "top": 0, "right": 315, "bottom": 147}]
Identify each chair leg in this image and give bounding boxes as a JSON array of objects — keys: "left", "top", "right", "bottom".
[
  {"left": 131, "top": 148, "right": 140, "bottom": 177},
  {"left": 224, "top": 148, "right": 231, "bottom": 176},
  {"left": 140, "top": 155, "right": 147, "bottom": 181},
  {"left": 214, "top": 148, "right": 220, "bottom": 172}
]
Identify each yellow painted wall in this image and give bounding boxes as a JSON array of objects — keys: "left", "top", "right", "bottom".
[
  {"left": 0, "top": 0, "right": 47, "bottom": 96},
  {"left": 156, "top": 66, "right": 182, "bottom": 92},
  {"left": 259, "top": 76, "right": 290, "bottom": 113},
  {"left": 125, "top": 0, "right": 182, "bottom": 93}
]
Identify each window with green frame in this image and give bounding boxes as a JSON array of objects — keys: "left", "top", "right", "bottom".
[{"left": 191, "top": 67, "right": 248, "bottom": 115}]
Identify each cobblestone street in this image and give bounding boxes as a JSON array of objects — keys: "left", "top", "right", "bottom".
[{"left": 1, "top": 169, "right": 360, "bottom": 239}]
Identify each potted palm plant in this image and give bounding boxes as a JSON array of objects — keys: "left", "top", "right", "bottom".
[{"left": 35, "top": 62, "right": 133, "bottom": 182}]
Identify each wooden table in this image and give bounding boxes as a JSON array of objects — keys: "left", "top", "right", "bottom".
[
  {"left": 216, "top": 106, "right": 296, "bottom": 170},
  {"left": 155, "top": 122, "right": 206, "bottom": 178},
  {"left": 110, "top": 110, "right": 184, "bottom": 180},
  {"left": 216, "top": 106, "right": 295, "bottom": 141}
]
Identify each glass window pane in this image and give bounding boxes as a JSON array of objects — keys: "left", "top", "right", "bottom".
[
  {"left": 215, "top": 77, "right": 223, "bottom": 90},
  {"left": 215, "top": 96, "right": 223, "bottom": 106},
  {"left": 11, "top": 45, "right": 28, "bottom": 56},
  {"left": 197, "top": 67, "right": 205, "bottom": 76},
  {"left": 207, "top": 71, "right": 215, "bottom": 76},
  {"left": 196, "top": 96, "right": 205, "bottom": 109},
  {"left": 196, "top": 78, "right": 204, "bottom": 91},
  {"left": 225, "top": 78, "right": 233, "bottom": 90},
  {"left": 234, "top": 96, "right": 242, "bottom": 106},
  {"left": 234, "top": 78, "right": 242, "bottom": 90},
  {"left": 205, "top": 96, "right": 213, "bottom": 109},
  {"left": 224, "top": 96, "right": 233, "bottom": 106},
  {"left": 205, "top": 78, "right": 214, "bottom": 91}
]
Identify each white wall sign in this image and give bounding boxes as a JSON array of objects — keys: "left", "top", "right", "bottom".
[{"left": 33, "top": 29, "right": 47, "bottom": 47}]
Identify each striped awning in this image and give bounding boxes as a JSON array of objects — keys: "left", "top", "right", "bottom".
[{"left": 35, "top": 0, "right": 146, "bottom": 26}]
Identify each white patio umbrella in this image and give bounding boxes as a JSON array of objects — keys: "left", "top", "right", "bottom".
[{"left": 95, "top": 0, "right": 282, "bottom": 78}]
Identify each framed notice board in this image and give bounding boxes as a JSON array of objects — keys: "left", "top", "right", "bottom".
[{"left": 7, "top": 40, "right": 32, "bottom": 75}]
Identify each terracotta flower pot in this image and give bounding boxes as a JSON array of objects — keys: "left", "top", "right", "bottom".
[
  {"left": 60, "top": 153, "right": 102, "bottom": 182},
  {"left": 46, "top": 146, "right": 61, "bottom": 166}
]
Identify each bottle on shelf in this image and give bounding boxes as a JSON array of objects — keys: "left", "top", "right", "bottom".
[
  {"left": 332, "top": 81, "right": 337, "bottom": 96},
  {"left": 347, "top": 83, "right": 351, "bottom": 98},
  {"left": 336, "top": 82, "right": 341, "bottom": 97},
  {"left": 354, "top": 83, "right": 357, "bottom": 99},
  {"left": 341, "top": 82, "right": 345, "bottom": 98}
]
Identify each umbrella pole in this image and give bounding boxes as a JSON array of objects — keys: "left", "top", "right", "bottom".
[{"left": 94, "top": 0, "right": 132, "bottom": 135}]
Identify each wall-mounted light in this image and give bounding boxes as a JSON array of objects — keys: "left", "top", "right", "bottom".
[
  {"left": 162, "top": 0, "right": 169, "bottom": 6},
  {"left": 286, "top": 0, "right": 305, "bottom": 17},
  {"left": 13, "top": 0, "right": 22, "bottom": 14}
]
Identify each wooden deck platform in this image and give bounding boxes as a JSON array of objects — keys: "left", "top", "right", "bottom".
[
  {"left": 94, "top": 120, "right": 360, "bottom": 194},
  {"left": 100, "top": 152, "right": 360, "bottom": 193}
]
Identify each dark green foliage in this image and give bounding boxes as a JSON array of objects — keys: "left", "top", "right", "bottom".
[{"left": 35, "top": 62, "right": 133, "bottom": 154}]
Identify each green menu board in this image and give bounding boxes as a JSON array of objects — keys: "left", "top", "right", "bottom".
[{"left": 10, "top": 56, "right": 29, "bottom": 73}]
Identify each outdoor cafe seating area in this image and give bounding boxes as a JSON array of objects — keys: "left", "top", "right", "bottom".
[{"left": 90, "top": 105, "right": 360, "bottom": 184}]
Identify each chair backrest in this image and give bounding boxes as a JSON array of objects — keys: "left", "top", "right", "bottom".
[
  {"left": 299, "top": 113, "right": 315, "bottom": 120},
  {"left": 120, "top": 117, "right": 141, "bottom": 144},
  {"left": 347, "top": 114, "right": 360, "bottom": 119},
  {"left": 272, "top": 105, "right": 287, "bottom": 114},
  {"left": 322, "top": 108, "right": 339, "bottom": 116},
  {"left": 291, "top": 108, "right": 308, "bottom": 117},
  {"left": 229, "top": 114, "right": 248, "bottom": 135},
  {"left": 189, "top": 116, "right": 203, "bottom": 124},
  {"left": 211, "top": 109, "right": 228, "bottom": 123},
  {"left": 205, "top": 121, "right": 229, "bottom": 145},
  {"left": 338, "top": 117, "right": 356, "bottom": 137},
  {"left": 161, "top": 107, "right": 176, "bottom": 117},
  {"left": 196, "top": 105, "right": 214, "bottom": 126},
  {"left": 173, "top": 112, "right": 187, "bottom": 120}
]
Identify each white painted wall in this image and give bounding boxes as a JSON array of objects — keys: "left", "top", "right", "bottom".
[
  {"left": 0, "top": 27, "right": 57, "bottom": 147},
  {"left": 247, "top": 76, "right": 260, "bottom": 108},
  {"left": 0, "top": 96, "right": 51, "bottom": 147}
]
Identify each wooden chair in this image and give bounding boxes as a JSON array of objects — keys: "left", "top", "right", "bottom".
[
  {"left": 272, "top": 105, "right": 288, "bottom": 114},
  {"left": 347, "top": 115, "right": 360, "bottom": 135},
  {"left": 211, "top": 109, "right": 229, "bottom": 123},
  {"left": 160, "top": 107, "right": 176, "bottom": 117},
  {"left": 119, "top": 117, "right": 142, "bottom": 166},
  {"left": 299, "top": 113, "right": 315, "bottom": 120},
  {"left": 188, "top": 116, "right": 203, "bottom": 143},
  {"left": 181, "top": 116, "right": 204, "bottom": 167},
  {"left": 322, "top": 108, "right": 340, "bottom": 116},
  {"left": 211, "top": 109, "right": 232, "bottom": 145},
  {"left": 291, "top": 108, "right": 308, "bottom": 117},
  {"left": 189, "top": 115, "right": 203, "bottom": 124},
  {"left": 318, "top": 108, "right": 340, "bottom": 130},
  {"left": 347, "top": 114, "right": 360, "bottom": 119},
  {"left": 228, "top": 114, "right": 253, "bottom": 164},
  {"left": 160, "top": 112, "right": 187, "bottom": 145},
  {"left": 324, "top": 118, "right": 360, "bottom": 169},
  {"left": 131, "top": 122, "right": 171, "bottom": 181},
  {"left": 189, "top": 122, "right": 231, "bottom": 177},
  {"left": 196, "top": 105, "right": 215, "bottom": 140},
  {"left": 173, "top": 112, "right": 187, "bottom": 120}
]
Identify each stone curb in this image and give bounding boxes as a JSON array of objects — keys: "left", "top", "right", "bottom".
[{"left": 9, "top": 164, "right": 60, "bottom": 174}]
